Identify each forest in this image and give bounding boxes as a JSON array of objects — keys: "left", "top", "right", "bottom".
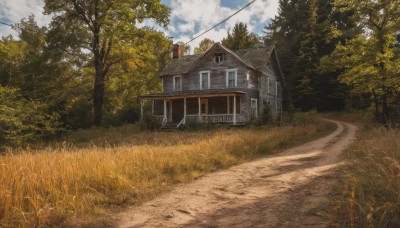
[{"left": 0, "top": 0, "right": 399, "bottom": 147}]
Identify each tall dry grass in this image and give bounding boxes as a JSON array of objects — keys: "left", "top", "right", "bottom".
[
  {"left": 335, "top": 127, "right": 400, "bottom": 227},
  {"left": 0, "top": 120, "right": 333, "bottom": 227}
]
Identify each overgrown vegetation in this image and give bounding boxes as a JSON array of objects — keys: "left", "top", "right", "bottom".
[
  {"left": 0, "top": 117, "right": 334, "bottom": 227},
  {"left": 322, "top": 112, "right": 400, "bottom": 227},
  {"left": 334, "top": 126, "right": 400, "bottom": 227}
]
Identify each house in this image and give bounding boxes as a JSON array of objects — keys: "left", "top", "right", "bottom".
[{"left": 140, "top": 42, "right": 284, "bottom": 128}]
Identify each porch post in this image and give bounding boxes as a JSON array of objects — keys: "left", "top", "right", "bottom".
[
  {"left": 233, "top": 95, "right": 237, "bottom": 125},
  {"left": 198, "top": 97, "right": 201, "bottom": 122},
  {"left": 227, "top": 96, "right": 230, "bottom": 114},
  {"left": 151, "top": 100, "right": 155, "bottom": 114},
  {"left": 184, "top": 97, "right": 187, "bottom": 124},
  {"left": 163, "top": 99, "right": 167, "bottom": 120},
  {"left": 140, "top": 99, "right": 144, "bottom": 117}
]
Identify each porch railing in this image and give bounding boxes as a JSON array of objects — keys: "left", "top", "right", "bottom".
[
  {"left": 156, "top": 114, "right": 244, "bottom": 125},
  {"left": 186, "top": 114, "right": 244, "bottom": 124},
  {"left": 177, "top": 115, "right": 186, "bottom": 128}
]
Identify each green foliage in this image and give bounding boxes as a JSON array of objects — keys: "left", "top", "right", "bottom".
[
  {"left": 0, "top": 86, "right": 61, "bottom": 149},
  {"left": 222, "top": 23, "right": 261, "bottom": 50},
  {"left": 321, "top": 0, "right": 400, "bottom": 123},
  {"left": 194, "top": 38, "right": 215, "bottom": 54},
  {"left": 65, "top": 98, "right": 93, "bottom": 129},
  {"left": 44, "top": 0, "right": 171, "bottom": 126},
  {"left": 265, "top": 0, "right": 356, "bottom": 112},
  {"left": 139, "top": 111, "right": 161, "bottom": 131}
]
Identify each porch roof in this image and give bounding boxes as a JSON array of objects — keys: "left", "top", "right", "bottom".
[{"left": 140, "top": 89, "right": 246, "bottom": 99}]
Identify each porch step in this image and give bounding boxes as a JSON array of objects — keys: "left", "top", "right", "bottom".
[{"left": 161, "top": 122, "right": 179, "bottom": 130}]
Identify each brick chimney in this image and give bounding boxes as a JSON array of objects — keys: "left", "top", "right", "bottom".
[{"left": 172, "top": 43, "right": 182, "bottom": 59}]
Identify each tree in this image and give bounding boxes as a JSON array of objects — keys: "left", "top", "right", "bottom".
[
  {"left": 0, "top": 36, "right": 26, "bottom": 87},
  {"left": 194, "top": 38, "right": 214, "bottom": 54},
  {"left": 0, "top": 86, "right": 60, "bottom": 149},
  {"left": 44, "top": 0, "right": 170, "bottom": 126},
  {"left": 222, "top": 22, "right": 260, "bottom": 50},
  {"left": 321, "top": 0, "right": 400, "bottom": 123},
  {"left": 265, "top": 0, "right": 358, "bottom": 112}
]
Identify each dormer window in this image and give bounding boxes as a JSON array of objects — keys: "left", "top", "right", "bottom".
[
  {"left": 173, "top": 76, "right": 182, "bottom": 91},
  {"left": 215, "top": 53, "right": 224, "bottom": 63}
]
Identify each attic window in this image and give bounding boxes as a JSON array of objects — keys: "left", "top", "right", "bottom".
[{"left": 215, "top": 53, "right": 224, "bottom": 63}]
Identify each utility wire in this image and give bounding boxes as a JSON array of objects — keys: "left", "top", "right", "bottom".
[
  {"left": 0, "top": 21, "right": 12, "bottom": 26},
  {"left": 184, "top": 0, "right": 257, "bottom": 45}
]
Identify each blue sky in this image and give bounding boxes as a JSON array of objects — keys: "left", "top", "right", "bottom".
[{"left": 0, "top": 0, "right": 279, "bottom": 53}]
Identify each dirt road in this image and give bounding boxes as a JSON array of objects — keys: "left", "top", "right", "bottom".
[{"left": 116, "top": 120, "right": 357, "bottom": 227}]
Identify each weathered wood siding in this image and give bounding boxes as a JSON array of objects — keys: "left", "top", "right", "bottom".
[
  {"left": 188, "top": 47, "right": 248, "bottom": 90},
  {"left": 258, "top": 51, "right": 283, "bottom": 119},
  {"left": 160, "top": 47, "right": 283, "bottom": 123}
]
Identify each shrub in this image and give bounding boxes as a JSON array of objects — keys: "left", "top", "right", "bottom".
[
  {"left": 139, "top": 111, "right": 161, "bottom": 131},
  {"left": 0, "top": 86, "right": 61, "bottom": 149}
]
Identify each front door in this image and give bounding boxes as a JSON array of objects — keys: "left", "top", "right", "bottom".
[{"left": 172, "top": 99, "right": 184, "bottom": 123}]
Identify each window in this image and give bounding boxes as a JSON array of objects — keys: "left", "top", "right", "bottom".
[
  {"left": 251, "top": 98, "right": 258, "bottom": 118},
  {"left": 173, "top": 76, "right": 182, "bottom": 91},
  {"left": 226, "top": 69, "right": 237, "bottom": 87},
  {"left": 200, "top": 71, "right": 210, "bottom": 90},
  {"left": 266, "top": 76, "right": 270, "bottom": 93},
  {"left": 215, "top": 53, "right": 224, "bottom": 63}
]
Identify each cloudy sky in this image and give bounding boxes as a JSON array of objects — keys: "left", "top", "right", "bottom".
[{"left": 0, "top": 0, "right": 279, "bottom": 53}]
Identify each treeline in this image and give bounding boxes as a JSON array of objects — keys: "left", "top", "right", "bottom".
[
  {"left": 265, "top": 0, "right": 400, "bottom": 124},
  {"left": 1, "top": 0, "right": 399, "bottom": 147},
  {"left": 0, "top": 0, "right": 171, "bottom": 147}
]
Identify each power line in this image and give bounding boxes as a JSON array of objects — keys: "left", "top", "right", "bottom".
[
  {"left": 0, "top": 21, "right": 12, "bottom": 27},
  {"left": 184, "top": 0, "right": 257, "bottom": 45}
]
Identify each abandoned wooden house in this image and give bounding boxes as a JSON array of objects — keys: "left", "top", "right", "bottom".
[{"left": 140, "top": 42, "right": 284, "bottom": 128}]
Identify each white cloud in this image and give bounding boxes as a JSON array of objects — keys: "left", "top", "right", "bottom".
[
  {"left": 0, "top": 0, "right": 51, "bottom": 37},
  {"left": 167, "top": 0, "right": 279, "bottom": 53},
  {"left": 0, "top": 0, "right": 280, "bottom": 53}
]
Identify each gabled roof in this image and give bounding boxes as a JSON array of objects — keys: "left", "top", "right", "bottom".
[{"left": 158, "top": 43, "right": 275, "bottom": 76}]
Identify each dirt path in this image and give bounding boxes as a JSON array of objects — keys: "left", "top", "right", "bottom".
[{"left": 115, "top": 120, "right": 357, "bottom": 227}]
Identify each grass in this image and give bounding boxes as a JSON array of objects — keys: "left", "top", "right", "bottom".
[
  {"left": 330, "top": 113, "right": 400, "bottom": 227},
  {"left": 0, "top": 116, "right": 335, "bottom": 227}
]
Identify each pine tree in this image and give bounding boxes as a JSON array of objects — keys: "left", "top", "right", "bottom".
[{"left": 222, "top": 23, "right": 260, "bottom": 50}]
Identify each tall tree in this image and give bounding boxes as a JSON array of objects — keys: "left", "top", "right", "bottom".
[
  {"left": 44, "top": 0, "right": 170, "bottom": 126},
  {"left": 321, "top": 0, "right": 400, "bottom": 123},
  {"left": 222, "top": 22, "right": 260, "bottom": 50},
  {"left": 194, "top": 38, "right": 214, "bottom": 54},
  {"left": 265, "top": 0, "right": 358, "bottom": 112}
]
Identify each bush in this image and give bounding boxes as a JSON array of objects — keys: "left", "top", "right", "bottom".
[
  {"left": 139, "top": 111, "right": 161, "bottom": 131},
  {"left": 64, "top": 98, "right": 93, "bottom": 129},
  {"left": 0, "top": 86, "right": 61, "bottom": 149}
]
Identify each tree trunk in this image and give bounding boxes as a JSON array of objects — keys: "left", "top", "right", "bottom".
[
  {"left": 93, "top": 72, "right": 104, "bottom": 127},
  {"left": 92, "top": 24, "right": 104, "bottom": 127},
  {"left": 372, "top": 89, "right": 380, "bottom": 121}
]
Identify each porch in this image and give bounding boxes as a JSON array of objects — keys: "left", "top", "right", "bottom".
[{"left": 140, "top": 91, "right": 247, "bottom": 127}]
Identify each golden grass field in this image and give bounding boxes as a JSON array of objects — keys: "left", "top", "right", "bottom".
[
  {"left": 321, "top": 111, "right": 400, "bottom": 227},
  {"left": 0, "top": 117, "right": 334, "bottom": 227},
  {"left": 334, "top": 125, "right": 400, "bottom": 227}
]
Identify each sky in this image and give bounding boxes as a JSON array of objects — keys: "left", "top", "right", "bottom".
[{"left": 0, "top": 0, "right": 279, "bottom": 53}]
